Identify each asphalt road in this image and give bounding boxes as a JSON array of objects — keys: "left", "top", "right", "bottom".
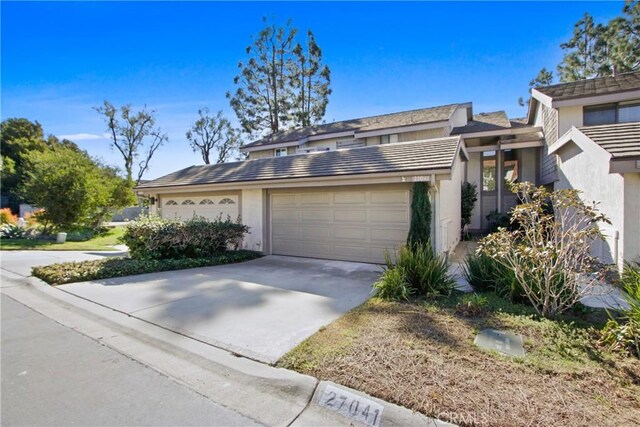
[{"left": 0, "top": 294, "right": 263, "bottom": 426}]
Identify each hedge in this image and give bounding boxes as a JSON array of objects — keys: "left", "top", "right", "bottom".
[
  {"left": 33, "top": 250, "right": 262, "bottom": 285},
  {"left": 121, "top": 216, "right": 249, "bottom": 260}
]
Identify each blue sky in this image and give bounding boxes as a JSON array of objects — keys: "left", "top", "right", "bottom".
[{"left": 1, "top": 1, "right": 625, "bottom": 179}]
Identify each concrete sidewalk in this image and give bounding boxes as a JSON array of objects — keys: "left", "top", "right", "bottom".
[{"left": 1, "top": 272, "right": 452, "bottom": 427}]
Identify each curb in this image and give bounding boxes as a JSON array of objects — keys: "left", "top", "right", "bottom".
[{"left": 2, "top": 276, "right": 455, "bottom": 427}]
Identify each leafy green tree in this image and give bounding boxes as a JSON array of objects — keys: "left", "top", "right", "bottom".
[
  {"left": 407, "top": 182, "right": 432, "bottom": 247},
  {"left": 186, "top": 108, "right": 241, "bottom": 164},
  {"left": 607, "top": 0, "right": 640, "bottom": 74},
  {"left": 518, "top": 68, "right": 555, "bottom": 106},
  {"left": 227, "top": 18, "right": 331, "bottom": 137},
  {"left": 461, "top": 181, "right": 478, "bottom": 232},
  {"left": 20, "top": 146, "right": 135, "bottom": 232},
  {"left": 290, "top": 30, "right": 332, "bottom": 127},
  {"left": 0, "top": 118, "right": 82, "bottom": 211},
  {"left": 95, "top": 101, "right": 168, "bottom": 184}
]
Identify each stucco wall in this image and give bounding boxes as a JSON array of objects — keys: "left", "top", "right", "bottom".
[
  {"left": 241, "top": 189, "right": 265, "bottom": 253},
  {"left": 624, "top": 173, "right": 640, "bottom": 264},
  {"left": 558, "top": 105, "right": 583, "bottom": 136},
  {"left": 450, "top": 107, "right": 469, "bottom": 128},
  {"left": 437, "top": 158, "right": 464, "bottom": 254},
  {"left": 555, "top": 141, "right": 625, "bottom": 268}
]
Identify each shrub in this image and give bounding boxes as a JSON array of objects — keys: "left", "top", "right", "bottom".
[
  {"left": 600, "top": 262, "right": 640, "bottom": 357},
  {"left": 0, "top": 208, "right": 17, "bottom": 225},
  {"left": 383, "top": 243, "right": 455, "bottom": 297},
  {"left": 122, "top": 215, "right": 250, "bottom": 260},
  {"left": 0, "top": 223, "right": 26, "bottom": 239},
  {"left": 32, "top": 250, "right": 263, "bottom": 285},
  {"left": 479, "top": 182, "right": 607, "bottom": 318},
  {"left": 24, "top": 209, "right": 45, "bottom": 229},
  {"left": 462, "top": 251, "right": 522, "bottom": 300},
  {"left": 407, "top": 182, "right": 431, "bottom": 247},
  {"left": 461, "top": 181, "right": 478, "bottom": 237},
  {"left": 455, "top": 293, "right": 488, "bottom": 317},
  {"left": 373, "top": 267, "right": 413, "bottom": 301}
]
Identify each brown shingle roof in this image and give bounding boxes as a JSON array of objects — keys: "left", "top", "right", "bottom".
[
  {"left": 535, "top": 71, "right": 640, "bottom": 101},
  {"left": 579, "top": 122, "right": 640, "bottom": 159},
  {"left": 451, "top": 111, "right": 512, "bottom": 135},
  {"left": 241, "top": 104, "right": 462, "bottom": 149},
  {"left": 137, "top": 137, "right": 462, "bottom": 189}
]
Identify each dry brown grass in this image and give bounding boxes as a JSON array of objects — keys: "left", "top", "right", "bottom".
[{"left": 278, "top": 296, "right": 640, "bottom": 427}]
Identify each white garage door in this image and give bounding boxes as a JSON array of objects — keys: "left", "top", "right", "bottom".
[
  {"left": 270, "top": 187, "right": 410, "bottom": 264},
  {"left": 161, "top": 195, "right": 239, "bottom": 221}
]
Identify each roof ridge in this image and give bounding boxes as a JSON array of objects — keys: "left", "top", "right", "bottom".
[{"left": 535, "top": 70, "right": 640, "bottom": 90}]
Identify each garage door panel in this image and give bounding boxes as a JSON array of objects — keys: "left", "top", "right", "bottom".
[
  {"left": 334, "top": 192, "right": 367, "bottom": 204},
  {"left": 301, "top": 227, "right": 331, "bottom": 239},
  {"left": 370, "top": 191, "right": 409, "bottom": 204},
  {"left": 334, "top": 210, "right": 367, "bottom": 222},
  {"left": 301, "top": 209, "right": 332, "bottom": 222},
  {"left": 272, "top": 209, "right": 299, "bottom": 221},
  {"left": 300, "top": 193, "right": 330, "bottom": 204},
  {"left": 271, "top": 187, "right": 410, "bottom": 263},
  {"left": 369, "top": 209, "right": 409, "bottom": 224},
  {"left": 272, "top": 194, "right": 298, "bottom": 206},
  {"left": 371, "top": 228, "right": 407, "bottom": 242},
  {"left": 333, "top": 227, "right": 368, "bottom": 241}
]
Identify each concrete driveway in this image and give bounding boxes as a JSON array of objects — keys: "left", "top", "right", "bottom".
[{"left": 57, "top": 256, "right": 381, "bottom": 363}]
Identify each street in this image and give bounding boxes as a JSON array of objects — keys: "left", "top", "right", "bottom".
[{"left": 1, "top": 294, "right": 262, "bottom": 426}]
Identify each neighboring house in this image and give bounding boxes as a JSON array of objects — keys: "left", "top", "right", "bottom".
[
  {"left": 530, "top": 72, "right": 640, "bottom": 269},
  {"left": 136, "top": 71, "right": 639, "bottom": 267}
]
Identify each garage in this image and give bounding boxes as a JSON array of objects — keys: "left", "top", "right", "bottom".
[
  {"left": 270, "top": 186, "right": 411, "bottom": 264},
  {"left": 160, "top": 195, "right": 239, "bottom": 221}
]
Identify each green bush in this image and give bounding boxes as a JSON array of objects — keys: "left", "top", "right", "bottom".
[
  {"left": 380, "top": 243, "right": 454, "bottom": 298},
  {"left": 461, "top": 181, "right": 478, "bottom": 236},
  {"left": 462, "top": 251, "right": 521, "bottom": 300},
  {"left": 32, "top": 250, "right": 262, "bottom": 285},
  {"left": 600, "top": 262, "right": 640, "bottom": 357},
  {"left": 122, "top": 215, "right": 249, "bottom": 260},
  {"left": 373, "top": 268, "right": 413, "bottom": 301},
  {"left": 407, "top": 182, "right": 431, "bottom": 247}
]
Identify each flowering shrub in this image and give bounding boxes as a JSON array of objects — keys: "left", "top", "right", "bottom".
[
  {"left": 0, "top": 208, "right": 17, "bottom": 225},
  {"left": 479, "top": 182, "right": 608, "bottom": 318},
  {"left": 122, "top": 215, "right": 250, "bottom": 260},
  {"left": 0, "top": 224, "right": 27, "bottom": 239}
]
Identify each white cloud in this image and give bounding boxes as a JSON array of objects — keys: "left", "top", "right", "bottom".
[{"left": 58, "top": 133, "right": 109, "bottom": 141}]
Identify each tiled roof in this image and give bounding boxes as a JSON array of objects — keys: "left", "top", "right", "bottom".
[
  {"left": 535, "top": 71, "right": 640, "bottom": 101},
  {"left": 451, "top": 111, "right": 513, "bottom": 135},
  {"left": 579, "top": 122, "right": 640, "bottom": 159},
  {"left": 137, "top": 137, "right": 462, "bottom": 189},
  {"left": 241, "top": 104, "right": 462, "bottom": 149}
]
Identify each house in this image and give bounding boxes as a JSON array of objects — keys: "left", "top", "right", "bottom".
[
  {"left": 136, "top": 71, "right": 639, "bottom": 267},
  {"left": 529, "top": 71, "right": 640, "bottom": 269},
  {"left": 136, "top": 103, "right": 543, "bottom": 264}
]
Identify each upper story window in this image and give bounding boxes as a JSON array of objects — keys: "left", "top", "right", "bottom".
[
  {"left": 482, "top": 151, "right": 496, "bottom": 192},
  {"left": 380, "top": 135, "right": 391, "bottom": 144},
  {"left": 275, "top": 148, "right": 288, "bottom": 157},
  {"left": 583, "top": 102, "right": 640, "bottom": 126}
]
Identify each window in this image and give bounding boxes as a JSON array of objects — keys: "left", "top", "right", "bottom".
[
  {"left": 583, "top": 102, "right": 640, "bottom": 126},
  {"left": 181, "top": 199, "right": 195, "bottom": 205},
  {"left": 275, "top": 148, "right": 288, "bottom": 157},
  {"left": 503, "top": 149, "right": 519, "bottom": 191},
  {"left": 219, "top": 198, "right": 236, "bottom": 205},
  {"left": 199, "top": 199, "right": 214, "bottom": 205},
  {"left": 165, "top": 200, "right": 178, "bottom": 206},
  {"left": 584, "top": 104, "right": 617, "bottom": 126},
  {"left": 619, "top": 103, "right": 640, "bottom": 123},
  {"left": 380, "top": 135, "right": 391, "bottom": 144},
  {"left": 482, "top": 151, "right": 496, "bottom": 192}
]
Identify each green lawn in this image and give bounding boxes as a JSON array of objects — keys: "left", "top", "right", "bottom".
[{"left": 0, "top": 226, "right": 126, "bottom": 251}]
